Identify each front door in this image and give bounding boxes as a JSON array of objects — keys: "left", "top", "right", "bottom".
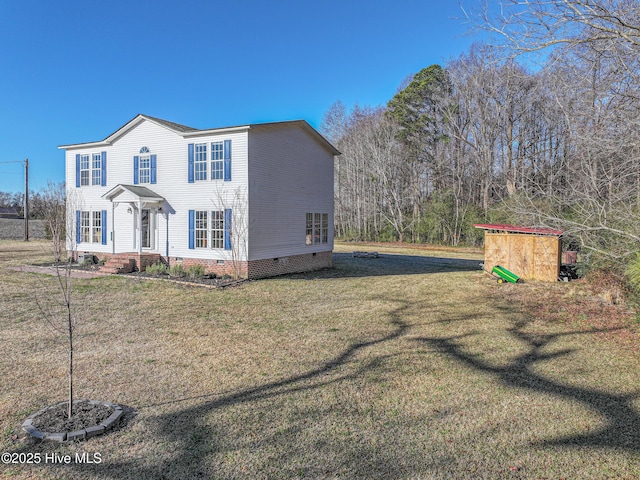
[{"left": 141, "top": 209, "right": 151, "bottom": 249}]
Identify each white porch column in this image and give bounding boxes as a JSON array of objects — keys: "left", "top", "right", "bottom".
[
  {"left": 111, "top": 202, "right": 116, "bottom": 254},
  {"left": 138, "top": 199, "right": 143, "bottom": 255}
]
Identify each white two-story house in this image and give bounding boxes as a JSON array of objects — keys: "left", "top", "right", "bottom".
[{"left": 59, "top": 114, "right": 339, "bottom": 279}]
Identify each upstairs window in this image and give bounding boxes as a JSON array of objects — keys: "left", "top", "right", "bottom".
[
  {"left": 139, "top": 155, "right": 151, "bottom": 184},
  {"left": 134, "top": 147, "right": 156, "bottom": 184},
  {"left": 188, "top": 140, "right": 231, "bottom": 183},
  {"left": 211, "top": 142, "right": 224, "bottom": 180},
  {"left": 194, "top": 143, "right": 207, "bottom": 181},
  {"left": 80, "top": 155, "right": 90, "bottom": 186},
  {"left": 91, "top": 154, "right": 102, "bottom": 185},
  {"left": 76, "top": 152, "right": 106, "bottom": 187}
]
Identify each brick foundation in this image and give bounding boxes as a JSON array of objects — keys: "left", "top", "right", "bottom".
[
  {"left": 246, "top": 251, "right": 333, "bottom": 279},
  {"left": 170, "top": 251, "right": 333, "bottom": 279},
  {"left": 168, "top": 256, "right": 247, "bottom": 278},
  {"left": 71, "top": 250, "right": 333, "bottom": 279}
]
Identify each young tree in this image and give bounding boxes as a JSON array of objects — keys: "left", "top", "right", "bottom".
[{"left": 35, "top": 190, "right": 81, "bottom": 419}]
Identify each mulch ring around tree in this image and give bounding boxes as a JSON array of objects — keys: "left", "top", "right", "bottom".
[{"left": 22, "top": 400, "right": 133, "bottom": 442}]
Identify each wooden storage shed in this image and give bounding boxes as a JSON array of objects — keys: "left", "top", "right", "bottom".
[{"left": 474, "top": 224, "right": 563, "bottom": 282}]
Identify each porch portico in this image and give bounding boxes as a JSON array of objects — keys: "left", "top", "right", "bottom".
[{"left": 102, "top": 184, "right": 165, "bottom": 256}]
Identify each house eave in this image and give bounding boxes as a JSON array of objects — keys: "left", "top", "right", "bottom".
[
  {"left": 181, "top": 125, "right": 251, "bottom": 138},
  {"left": 59, "top": 116, "right": 341, "bottom": 156}
]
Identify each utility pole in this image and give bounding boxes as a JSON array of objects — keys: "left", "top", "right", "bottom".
[{"left": 24, "top": 158, "right": 29, "bottom": 241}]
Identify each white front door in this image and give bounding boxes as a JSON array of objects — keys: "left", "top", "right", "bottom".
[
  {"left": 141, "top": 209, "right": 151, "bottom": 249},
  {"left": 134, "top": 208, "right": 156, "bottom": 250}
]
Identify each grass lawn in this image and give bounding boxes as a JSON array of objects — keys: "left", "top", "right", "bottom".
[{"left": 1, "top": 240, "right": 639, "bottom": 479}]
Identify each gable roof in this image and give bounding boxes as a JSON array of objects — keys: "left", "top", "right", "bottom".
[
  {"left": 58, "top": 114, "right": 340, "bottom": 155},
  {"left": 103, "top": 184, "right": 165, "bottom": 203}
]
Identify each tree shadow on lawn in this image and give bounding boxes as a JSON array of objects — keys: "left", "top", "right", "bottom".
[
  {"left": 291, "top": 252, "right": 482, "bottom": 280},
  {"left": 415, "top": 314, "right": 640, "bottom": 453},
  {"left": 59, "top": 300, "right": 462, "bottom": 479}
]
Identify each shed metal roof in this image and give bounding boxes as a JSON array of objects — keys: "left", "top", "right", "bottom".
[{"left": 473, "top": 224, "right": 563, "bottom": 236}]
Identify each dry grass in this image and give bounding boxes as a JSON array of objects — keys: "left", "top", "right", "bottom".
[{"left": 1, "top": 240, "right": 639, "bottom": 479}]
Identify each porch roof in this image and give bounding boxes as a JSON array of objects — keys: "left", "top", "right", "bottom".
[{"left": 102, "top": 184, "right": 165, "bottom": 203}]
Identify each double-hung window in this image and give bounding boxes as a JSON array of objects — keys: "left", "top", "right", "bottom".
[
  {"left": 76, "top": 152, "right": 106, "bottom": 187},
  {"left": 194, "top": 143, "right": 207, "bottom": 181},
  {"left": 76, "top": 210, "right": 107, "bottom": 245},
  {"left": 189, "top": 209, "right": 231, "bottom": 250},
  {"left": 188, "top": 140, "right": 231, "bottom": 183},
  {"left": 91, "top": 154, "right": 102, "bottom": 185},
  {"left": 92, "top": 211, "right": 102, "bottom": 243},
  {"left": 80, "top": 211, "right": 91, "bottom": 243},
  {"left": 211, "top": 142, "right": 224, "bottom": 180},
  {"left": 80, "top": 155, "right": 90, "bottom": 186},
  {"left": 139, "top": 155, "right": 151, "bottom": 184},
  {"left": 195, "top": 211, "right": 208, "bottom": 248},
  {"left": 211, "top": 210, "right": 224, "bottom": 248}
]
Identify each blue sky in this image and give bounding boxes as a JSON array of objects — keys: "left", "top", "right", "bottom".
[{"left": 0, "top": 0, "right": 483, "bottom": 193}]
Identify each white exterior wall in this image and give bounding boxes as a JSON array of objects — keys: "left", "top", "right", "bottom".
[
  {"left": 247, "top": 124, "right": 334, "bottom": 261},
  {"left": 65, "top": 118, "right": 249, "bottom": 261}
]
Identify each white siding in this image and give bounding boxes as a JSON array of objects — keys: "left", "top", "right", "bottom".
[
  {"left": 65, "top": 118, "right": 249, "bottom": 261},
  {"left": 247, "top": 124, "right": 335, "bottom": 260}
]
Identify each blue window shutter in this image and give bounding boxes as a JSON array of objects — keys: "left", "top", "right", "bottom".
[
  {"left": 76, "top": 210, "right": 81, "bottom": 244},
  {"left": 101, "top": 151, "right": 107, "bottom": 186},
  {"left": 223, "top": 139, "right": 232, "bottom": 181},
  {"left": 188, "top": 144, "right": 194, "bottom": 183},
  {"left": 150, "top": 154, "right": 157, "bottom": 184},
  {"left": 224, "top": 208, "right": 232, "bottom": 251},
  {"left": 75, "top": 154, "right": 80, "bottom": 187},
  {"left": 101, "top": 210, "right": 107, "bottom": 245},
  {"left": 133, "top": 156, "right": 139, "bottom": 185},
  {"left": 188, "top": 210, "right": 195, "bottom": 249}
]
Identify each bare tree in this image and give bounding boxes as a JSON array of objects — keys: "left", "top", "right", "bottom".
[
  {"left": 467, "top": 0, "right": 640, "bottom": 54},
  {"left": 213, "top": 185, "right": 249, "bottom": 279},
  {"left": 39, "top": 181, "right": 66, "bottom": 262}
]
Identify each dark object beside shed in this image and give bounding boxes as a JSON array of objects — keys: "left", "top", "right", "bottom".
[{"left": 474, "top": 224, "right": 563, "bottom": 283}]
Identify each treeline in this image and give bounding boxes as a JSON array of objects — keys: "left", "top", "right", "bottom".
[
  {"left": 322, "top": 0, "right": 640, "bottom": 275},
  {"left": 0, "top": 183, "right": 65, "bottom": 219}
]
